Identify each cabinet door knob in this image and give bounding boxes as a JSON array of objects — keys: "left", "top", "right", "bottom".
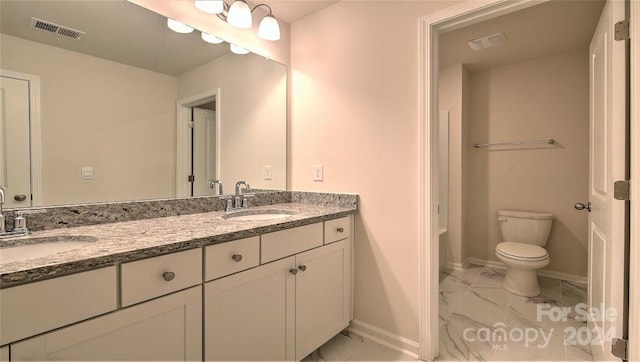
[
  {"left": 162, "top": 272, "right": 176, "bottom": 281},
  {"left": 289, "top": 268, "right": 298, "bottom": 275},
  {"left": 232, "top": 254, "right": 243, "bottom": 262},
  {"left": 298, "top": 265, "right": 307, "bottom": 272},
  {"left": 336, "top": 227, "right": 344, "bottom": 233}
]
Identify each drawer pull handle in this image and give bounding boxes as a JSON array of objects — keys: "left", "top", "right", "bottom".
[
  {"left": 162, "top": 272, "right": 176, "bottom": 281},
  {"left": 232, "top": 254, "right": 243, "bottom": 262},
  {"left": 298, "top": 265, "right": 307, "bottom": 272},
  {"left": 289, "top": 268, "right": 298, "bottom": 275},
  {"left": 336, "top": 227, "right": 344, "bottom": 233}
]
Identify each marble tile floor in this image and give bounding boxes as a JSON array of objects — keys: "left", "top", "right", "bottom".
[
  {"left": 303, "top": 331, "right": 417, "bottom": 361},
  {"left": 437, "top": 265, "right": 591, "bottom": 362}
]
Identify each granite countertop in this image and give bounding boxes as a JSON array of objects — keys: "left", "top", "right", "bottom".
[{"left": 0, "top": 202, "right": 356, "bottom": 288}]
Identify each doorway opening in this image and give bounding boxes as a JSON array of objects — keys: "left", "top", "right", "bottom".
[
  {"left": 176, "top": 88, "right": 221, "bottom": 198},
  {"left": 418, "top": 0, "right": 630, "bottom": 361}
]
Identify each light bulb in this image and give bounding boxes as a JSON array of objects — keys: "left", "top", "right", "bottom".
[
  {"left": 202, "top": 32, "right": 224, "bottom": 44},
  {"left": 230, "top": 44, "right": 250, "bottom": 55},
  {"left": 167, "top": 18, "right": 194, "bottom": 34},
  {"left": 227, "top": 0, "right": 252, "bottom": 29},
  {"left": 258, "top": 15, "right": 280, "bottom": 41},
  {"left": 195, "top": 0, "right": 223, "bottom": 14}
]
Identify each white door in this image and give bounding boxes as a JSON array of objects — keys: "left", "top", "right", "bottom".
[
  {"left": 192, "top": 107, "right": 219, "bottom": 197},
  {"left": 0, "top": 75, "right": 32, "bottom": 208},
  {"left": 587, "top": 0, "right": 627, "bottom": 360}
]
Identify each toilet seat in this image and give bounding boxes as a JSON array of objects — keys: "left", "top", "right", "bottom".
[{"left": 496, "top": 242, "right": 548, "bottom": 262}]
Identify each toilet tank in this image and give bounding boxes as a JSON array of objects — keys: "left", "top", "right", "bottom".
[{"left": 497, "top": 210, "right": 554, "bottom": 246}]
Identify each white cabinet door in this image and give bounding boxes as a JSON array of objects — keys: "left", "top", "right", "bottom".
[
  {"left": 205, "top": 257, "right": 295, "bottom": 361},
  {"left": 11, "top": 286, "right": 202, "bottom": 361},
  {"left": 295, "top": 239, "right": 352, "bottom": 361},
  {"left": 0, "top": 346, "right": 8, "bottom": 362}
]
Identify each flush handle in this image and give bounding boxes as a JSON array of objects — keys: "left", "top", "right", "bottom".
[{"left": 574, "top": 202, "right": 591, "bottom": 212}]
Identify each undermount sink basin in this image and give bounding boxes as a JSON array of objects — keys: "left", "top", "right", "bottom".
[
  {"left": 222, "top": 209, "right": 295, "bottom": 221},
  {"left": 0, "top": 235, "right": 98, "bottom": 264}
]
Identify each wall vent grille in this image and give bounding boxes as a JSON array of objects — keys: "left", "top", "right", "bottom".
[{"left": 29, "top": 17, "right": 85, "bottom": 40}]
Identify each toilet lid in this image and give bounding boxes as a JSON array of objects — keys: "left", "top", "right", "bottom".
[{"left": 496, "top": 242, "right": 549, "bottom": 261}]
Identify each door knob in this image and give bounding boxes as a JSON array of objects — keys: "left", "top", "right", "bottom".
[
  {"left": 14, "top": 194, "right": 27, "bottom": 202},
  {"left": 289, "top": 269, "right": 298, "bottom": 275},
  {"left": 232, "top": 254, "right": 243, "bottom": 262},
  {"left": 162, "top": 272, "right": 176, "bottom": 281},
  {"left": 574, "top": 202, "right": 591, "bottom": 212},
  {"left": 298, "top": 265, "right": 307, "bottom": 272}
]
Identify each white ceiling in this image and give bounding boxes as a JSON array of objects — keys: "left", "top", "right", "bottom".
[
  {"left": 439, "top": 0, "right": 605, "bottom": 72},
  {"left": 0, "top": 0, "right": 335, "bottom": 76},
  {"left": 0, "top": 1, "right": 232, "bottom": 76},
  {"left": 258, "top": 0, "right": 339, "bottom": 24}
]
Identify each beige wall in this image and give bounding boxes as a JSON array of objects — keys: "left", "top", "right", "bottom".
[
  {"left": 178, "top": 53, "right": 287, "bottom": 190},
  {"left": 1, "top": 34, "right": 177, "bottom": 206},
  {"left": 290, "top": 0, "right": 462, "bottom": 342},
  {"left": 465, "top": 50, "right": 590, "bottom": 277}
]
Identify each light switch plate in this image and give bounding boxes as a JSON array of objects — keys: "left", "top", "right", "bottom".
[
  {"left": 264, "top": 165, "right": 272, "bottom": 180},
  {"left": 81, "top": 166, "right": 94, "bottom": 180},
  {"left": 313, "top": 164, "right": 324, "bottom": 181}
]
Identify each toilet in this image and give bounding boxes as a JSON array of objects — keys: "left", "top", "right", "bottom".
[{"left": 494, "top": 210, "right": 553, "bottom": 297}]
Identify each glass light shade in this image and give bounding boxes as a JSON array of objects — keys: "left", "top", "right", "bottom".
[
  {"left": 227, "top": 0, "right": 252, "bottom": 29},
  {"left": 201, "top": 32, "right": 224, "bottom": 44},
  {"left": 258, "top": 15, "right": 280, "bottom": 41},
  {"left": 167, "top": 18, "right": 194, "bottom": 33},
  {"left": 230, "top": 44, "right": 250, "bottom": 55},
  {"left": 195, "top": 0, "right": 223, "bottom": 14}
]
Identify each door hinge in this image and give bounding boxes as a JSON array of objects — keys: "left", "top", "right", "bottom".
[
  {"left": 614, "top": 180, "right": 630, "bottom": 201},
  {"left": 615, "top": 20, "right": 630, "bottom": 41},
  {"left": 188, "top": 121, "right": 195, "bottom": 128},
  {"left": 611, "top": 337, "right": 627, "bottom": 359},
  {"left": 188, "top": 175, "right": 195, "bottom": 183}
]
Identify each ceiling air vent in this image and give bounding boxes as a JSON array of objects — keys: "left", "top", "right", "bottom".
[{"left": 29, "top": 17, "right": 86, "bottom": 40}]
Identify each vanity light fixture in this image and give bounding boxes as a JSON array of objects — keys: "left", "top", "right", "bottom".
[
  {"left": 167, "top": 18, "right": 194, "bottom": 33},
  {"left": 195, "top": 0, "right": 224, "bottom": 14},
  {"left": 201, "top": 31, "right": 224, "bottom": 44},
  {"left": 195, "top": 0, "right": 281, "bottom": 41}
]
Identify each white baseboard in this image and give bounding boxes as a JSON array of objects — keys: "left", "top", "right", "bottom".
[
  {"left": 348, "top": 319, "right": 419, "bottom": 359},
  {"left": 466, "top": 257, "right": 588, "bottom": 285}
]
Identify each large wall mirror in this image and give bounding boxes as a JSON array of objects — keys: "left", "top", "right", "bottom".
[{"left": 0, "top": 0, "right": 287, "bottom": 208}]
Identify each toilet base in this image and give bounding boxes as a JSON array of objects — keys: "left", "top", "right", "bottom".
[{"left": 502, "top": 268, "right": 540, "bottom": 297}]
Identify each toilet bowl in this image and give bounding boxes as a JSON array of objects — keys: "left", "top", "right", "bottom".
[{"left": 494, "top": 210, "right": 553, "bottom": 297}]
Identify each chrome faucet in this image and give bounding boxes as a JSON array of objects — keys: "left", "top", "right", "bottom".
[
  {"left": 0, "top": 187, "right": 6, "bottom": 233},
  {"left": 208, "top": 180, "right": 223, "bottom": 195},
  {"left": 223, "top": 181, "right": 252, "bottom": 212},
  {"left": 235, "top": 181, "right": 250, "bottom": 196}
]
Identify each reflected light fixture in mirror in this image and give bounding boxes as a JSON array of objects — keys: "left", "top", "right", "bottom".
[
  {"left": 230, "top": 43, "right": 250, "bottom": 54},
  {"left": 166, "top": 18, "right": 194, "bottom": 33},
  {"left": 202, "top": 32, "right": 224, "bottom": 44}
]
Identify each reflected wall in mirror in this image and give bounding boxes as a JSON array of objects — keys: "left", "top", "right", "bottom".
[{"left": 0, "top": 0, "right": 287, "bottom": 208}]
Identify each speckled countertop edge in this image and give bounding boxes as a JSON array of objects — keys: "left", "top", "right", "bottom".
[{"left": 0, "top": 202, "right": 356, "bottom": 288}]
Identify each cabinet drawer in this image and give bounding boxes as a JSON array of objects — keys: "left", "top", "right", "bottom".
[
  {"left": 261, "top": 223, "right": 323, "bottom": 263},
  {"left": 324, "top": 216, "right": 351, "bottom": 244},
  {"left": 0, "top": 266, "right": 117, "bottom": 345},
  {"left": 205, "top": 236, "right": 260, "bottom": 281},
  {"left": 121, "top": 248, "right": 202, "bottom": 307}
]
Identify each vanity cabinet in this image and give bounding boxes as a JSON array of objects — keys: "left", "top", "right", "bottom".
[
  {"left": 204, "top": 218, "right": 352, "bottom": 361},
  {"left": 5, "top": 249, "right": 203, "bottom": 362},
  {"left": 11, "top": 286, "right": 202, "bottom": 361}
]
